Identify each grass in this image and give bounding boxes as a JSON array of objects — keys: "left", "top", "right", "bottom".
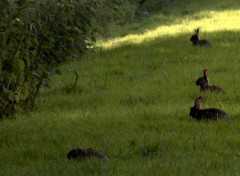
[{"left": 1, "top": 0, "right": 240, "bottom": 175}]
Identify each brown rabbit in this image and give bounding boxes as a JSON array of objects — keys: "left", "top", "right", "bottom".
[
  {"left": 190, "top": 28, "right": 212, "bottom": 47},
  {"left": 189, "top": 96, "right": 230, "bottom": 120},
  {"left": 195, "top": 69, "right": 224, "bottom": 92},
  {"left": 67, "top": 148, "right": 109, "bottom": 161}
]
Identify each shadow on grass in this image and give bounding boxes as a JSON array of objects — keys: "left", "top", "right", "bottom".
[{"left": 99, "top": 30, "right": 240, "bottom": 57}]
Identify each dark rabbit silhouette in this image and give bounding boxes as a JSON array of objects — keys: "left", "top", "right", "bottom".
[
  {"left": 196, "top": 69, "right": 224, "bottom": 93},
  {"left": 67, "top": 148, "right": 109, "bottom": 161},
  {"left": 190, "top": 28, "right": 212, "bottom": 47},
  {"left": 189, "top": 96, "right": 230, "bottom": 120}
]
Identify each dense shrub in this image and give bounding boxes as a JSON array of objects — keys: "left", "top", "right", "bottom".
[
  {"left": 0, "top": 0, "right": 97, "bottom": 117},
  {"left": 91, "top": 0, "right": 136, "bottom": 36},
  {"left": 0, "top": 0, "right": 171, "bottom": 118}
]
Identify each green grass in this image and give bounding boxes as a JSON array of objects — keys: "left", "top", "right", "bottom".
[{"left": 2, "top": 1, "right": 240, "bottom": 175}]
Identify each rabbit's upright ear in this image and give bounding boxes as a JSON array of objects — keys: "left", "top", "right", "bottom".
[
  {"left": 203, "top": 69, "right": 208, "bottom": 77},
  {"left": 194, "top": 97, "right": 199, "bottom": 107},
  {"left": 195, "top": 28, "right": 200, "bottom": 37},
  {"left": 196, "top": 28, "right": 200, "bottom": 34},
  {"left": 195, "top": 97, "right": 202, "bottom": 109}
]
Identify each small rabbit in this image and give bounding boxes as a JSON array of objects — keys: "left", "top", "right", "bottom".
[
  {"left": 189, "top": 96, "right": 230, "bottom": 120},
  {"left": 67, "top": 148, "right": 109, "bottom": 161},
  {"left": 196, "top": 68, "right": 209, "bottom": 91},
  {"left": 190, "top": 28, "right": 212, "bottom": 47},
  {"left": 195, "top": 69, "right": 224, "bottom": 93}
]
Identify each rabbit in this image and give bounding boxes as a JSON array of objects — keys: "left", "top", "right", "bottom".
[
  {"left": 189, "top": 96, "right": 230, "bottom": 120},
  {"left": 196, "top": 68, "right": 209, "bottom": 91},
  {"left": 67, "top": 148, "right": 109, "bottom": 161},
  {"left": 195, "top": 69, "right": 224, "bottom": 93},
  {"left": 190, "top": 28, "right": 212, "bottom": 47}
]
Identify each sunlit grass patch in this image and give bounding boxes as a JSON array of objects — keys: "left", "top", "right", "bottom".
[{"left": 99, "top": 9, "right": 240, "bottom": 49}]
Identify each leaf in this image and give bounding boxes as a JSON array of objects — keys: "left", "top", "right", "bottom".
[
  {"left": 14, "top": 51, "right": 21, "bottom": 60},
  {"left": 23, "top": 54, "right": 31, "bottom": 68},
  {"left": 21, "top": 83, "right": 29, "bottom": 100},
  {"left": 12, "top": 59, "right": 25, "bottom": 75}
]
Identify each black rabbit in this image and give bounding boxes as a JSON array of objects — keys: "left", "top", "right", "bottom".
[
  {"left": 67, "top": 148, "right": 109, "bottom": 161},
  {"left": 196, "top": 69, "right": 224, "bottom": 92},
  {"left": 189, "top": 96, "right": 230, "bottom": 120},
  {"left": 190, "top": 28, "right": 212, "bottom": 47}
]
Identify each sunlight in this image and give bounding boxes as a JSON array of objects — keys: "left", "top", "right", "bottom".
[{"left": 99, "top": 9, "right": 240, "bottom": 49}]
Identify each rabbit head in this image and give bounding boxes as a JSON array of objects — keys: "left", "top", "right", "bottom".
[
  {"left": 190, "top": 28, "right": 200, "bottom": 46},
  {"left": 67, "top": 148, "right": 86, "bottom": 160},
  {"left": 194, "top": 96, "right": 202, "bottom": 109},
  {"left": 67, "top": 148, "right": 109, "bottom": 161},
  {"left": 189, "top": 96, "right": 202, "bottom": 119},
  {"left": 190, "top": 35, "right": 199, "bottom": 46},
  {"left": 203, "top": 69, "right": 208, "bottom": 77},
  {"left": 196, "top": 69, "right": 209, "bottom": 91}
]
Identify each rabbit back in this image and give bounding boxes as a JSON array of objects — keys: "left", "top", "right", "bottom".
[
  {"left": 207, "top": 85, "right": 224, "bottom": 93},
  {"left": 190, "top": 107, "right": 230, "bottom": 120},
  {"left": 201, "top": 108, "right": 230, "bottom": 120},
  {"left": 198, "top": 39, "right": 212, "bottom": 47}
]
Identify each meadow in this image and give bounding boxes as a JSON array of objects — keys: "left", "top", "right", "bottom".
[{"left": 1, "top": 1, "right": 240, "bottom": 175}]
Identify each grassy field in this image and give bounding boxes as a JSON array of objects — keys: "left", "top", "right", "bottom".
[{"left": 1, "top": 0, "right": 240, "bottom": 175}]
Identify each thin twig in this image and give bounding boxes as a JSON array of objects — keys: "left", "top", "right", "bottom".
[{"left": 66, "top": 69, "right": 78, "bottom": 94}]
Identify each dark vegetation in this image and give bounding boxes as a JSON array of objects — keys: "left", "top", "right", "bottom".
[
  {"left": 0, "top": 0, "right": 173, "bottom": 118},
  {"left": 67, "top": 148, "right": 110, "bottom": 161},
  {"left": 93, "top": 0, "right": 173, "bottom": 36},
  {"left": 0, "top": 0, "right": 98, "bottom": 117}
]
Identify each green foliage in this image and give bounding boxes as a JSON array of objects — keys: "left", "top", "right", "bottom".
[
  {"left": 0, "top": 0, "right": 98, "bottom": 117},
  {"left": 133, "top": 0, "right": 173, "bottom": 19},
  {"left": 0, "top": 0, "right": 173, "bottom": 117}
]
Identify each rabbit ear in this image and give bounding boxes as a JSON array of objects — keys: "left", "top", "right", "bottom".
[
  {"left": 194, "top": 97, "right": 202, "bottom": 109},
  {"left": 203, "top": 69, "right": 208, "bottom": 77},
  {"left": 195, "top": 28, "right": 200, "bottom": 39},
  {"left": 195, "top": 28, "right": 199, "bottom": 35}
]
